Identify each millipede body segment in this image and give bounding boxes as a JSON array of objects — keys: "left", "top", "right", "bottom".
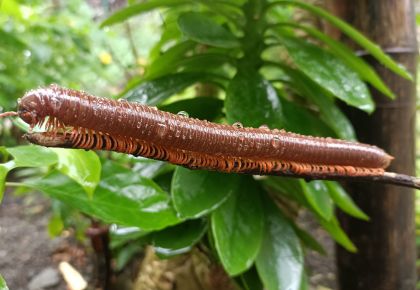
[{"left": 18, "top": 85, "right": 393, "bottom": 178}]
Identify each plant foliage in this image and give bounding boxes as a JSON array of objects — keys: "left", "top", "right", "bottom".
[{"left": 0, "top": 0, "right": 407, "bottom": 289}]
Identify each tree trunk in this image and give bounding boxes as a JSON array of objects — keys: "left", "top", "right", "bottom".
[{"left": 325, "top": 1, "right": 418, "bottom": 290}]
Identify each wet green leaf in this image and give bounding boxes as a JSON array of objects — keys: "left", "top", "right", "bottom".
[
  {"left": 0, "top": 274, "right": 9, "bottom": 290},
  {"left": 146, "top": 41, "right": 195, "bottom": 80},
  {"left": 51, "top": 148, "right": 101, "bottom": 197},
  {"left": 318, "top": 215, "right": 356, "bottom": 252},
  {"left": 280, "top": 95, "right": 335, "bottom": 137},
  {"left": 283, "top": 66, "right": 355, "bottom": 140},
  {"left": 172, "top": 167, "right": 240, "bottom": 218},
  {"left": 283, "top": 36, "right": 373, "bottom": 113},
  {"left": 178, "top": 12, "right": 240, "bottom": 48},
  {"left": 101, "top": 0, "right": 191, "bottom": 27},
  {"left": 159, "top": 97, "right": 223, "bottom": 120},
  {"left": 125, "top": 72, "right": 217, "bottom": 105},
  {"left": 300, "top": 180, "right": 333, "bottom": 221},
  {"left": 239, "top": 267, "right": 264, "bottom": 290},
  {"left": 272, "top": 0, "right": 412, "bottom": 80},
  {"left": 292, "top": 224, "right": 326, "bottom": 255},
  {"left": 27, "top": 170, "right": 180, "bottom": 231},
  {"left": 153, "top": 219, "right": 207, "bottom": 258},
  {"left": 225, "top": 71, "right": 284, "bottom": 128},
  {"left": 212, "top": 177, "right": 264, "bottom": 275},
  {"left": 7, "top": 145, "right": 58, "bottom": 168},
  {"left": 256, "top": 198, "right": 303, "bottom": 290},
  {"left": 325, "top": 181, "right": 369, "bottom": 220},
  {"left": 277, "top": 23, "right": 394, "bottom": 98}
]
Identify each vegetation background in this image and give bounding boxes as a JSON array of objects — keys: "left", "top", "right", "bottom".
[{"left": 0, "top": 0, "right": 418, "bottom": 289}]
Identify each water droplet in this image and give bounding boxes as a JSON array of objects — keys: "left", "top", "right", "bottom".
[
  {"left": 136, "top": 121, "right": 142, "bottom": 129},
  {"left": 177, "top": 111, "right": 189, "bottom": 117},
  {"left": 175, "top": 130, "right": 181, "bottom": 138},
  {"left": 238, "top": 133, "right": 245, "bottom": 142},
  {"left": 157, "top": 123, "right": 167, "bottom": 137},
  {"left": 271, "top": 136, "right": 281, "bottom": 149},
  {"left": 151, "top": 106, "right": 158, "bottom": 110},
  {"left": 232, "top": 122, "right": 243, "bottom": 129},
  {"left": 259, "top": 124, "right": 270, "bottom": 131}
]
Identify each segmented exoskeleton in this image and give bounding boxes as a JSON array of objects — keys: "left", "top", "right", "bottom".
[{"left": 17, "top": 85, "right": 393, "bottom": 179}]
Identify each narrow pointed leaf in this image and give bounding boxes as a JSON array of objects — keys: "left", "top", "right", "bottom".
[
  {"left": 101, "top": 0, "right": 191, "bottom": 27},
  {"left": 171, "top": 167, "right": 241, "bottom": 218},
  {"left": 325, "top": 181, "right": 369, "bottom": 220},
  {"left": 275, "top": 23, "right": 394, "bottom": 98},
  {"left": 317, "top": 215, "right": 356, "bottom": 252},
  {"left": 283, "top": 36, "right": 374, "bottom": 113},
  {"left": 124, "top": 72, "right": 217, "bottom": 105},
  {"left": 271, "top": 0, "right": 412, "bottom": 80},
  {"left": 300, "top": 180, "right": 333, "bottom": 221},
  {"left": 212, "top": 177, "right": 264, "bottom": 275},
  {"left": 178, "top": 12, "right": 240, "bottom": 48}
]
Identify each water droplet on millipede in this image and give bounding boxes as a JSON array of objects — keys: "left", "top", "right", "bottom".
[
  {"left": 232, "top": 122, "right": 243, "bottom": 129},
  {"left": 238, "top": 133, "right": 245, "bottom": 142},
  {"left": 175, "top": 130, "right": 181, "bottom": 138},
  {"left": 259, "top": 124, "right": 270, "bottom": 131},
  {"left": 136, "top": 121, "right": 142, "bottom": 128},
  {"left": 271, "top": 136, "right": 281, "bottom": 148},
  {"left": 177, "top": 111, "right": 189, "bottom": 117}
]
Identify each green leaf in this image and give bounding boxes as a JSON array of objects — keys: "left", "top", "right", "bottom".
[
  {"left": 225, "top": 71, "right": 284, "bottom": 128},
  {"left": 178, "top": 12, "right": 240, "bottom": 48},
  {"left": 276, "top": 23, "right": 394, "bottom": 98},
  {"left": 270, "top": 0, "right": 413, "bottom": 80},
  {"left": 47, "top": 214, "right": 64, "bottom": 238},
  {"left": 239, "top": 267, "right": 264, "bottom": 290},
  {"left": 283, "top": 66, "right": 356, "bottom": 140},
  {"left": 27, "top": 170, "right": 180, "bottom": 231},
  {"left": 292, "top": 224, "right": 326, "bottom": 255},
  {"left": 300, "top": 180, "right": 333, "bottom": 221},
  {"left": 51, "top": 148, "right": 101, "bottom": 197},
  {"left": 211, "top": 177, "right": 264, "bottom": 275},
  {"left": 325, "top": 181, "right": 369, "bottom": 220},
  {"left": 124, "top": 72, "right": 217, "bottom": 105},
  {"left": 101, "top": 0, "right": 191, "bottom": 27},
  {"left": 0, "top": 274, "right": 9, "bottom": 290},
  {"left": 159, "top": 97, "right": 223, "bottom": 120},
  {"left": 256, "top": 198, "right": 303, "bottom": 290},
  {"left": 146, "top": 41, "right": 195, "bottom": 80},
  {"left": 7, "top": 145, "right": 58, "bottom": 168},
  {"left": 282, "top": 36, "right": 374, "bottom": 113},
  {"left": 171, "top": 167, "right": 240, "bottom": 218},
  {"left": 317, "top": 215, "right": 356, "bottom": 252},
  {"left": 280, "top": 95, "right": 335, "bottom": 137},
  {"left": 153, "top": 219, "right": 207, "bottom": 258},
  {"left": 261, "top": 177, "right": 308, "bottom": 206}
]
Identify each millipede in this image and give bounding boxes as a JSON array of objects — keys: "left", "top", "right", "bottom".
[{"left": 1, "top": 84, "right": 419, "bottom": 189}]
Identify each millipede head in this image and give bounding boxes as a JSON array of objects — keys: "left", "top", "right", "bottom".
[{"left": 18, "top": 89, "right": 45, "bottom": 125}]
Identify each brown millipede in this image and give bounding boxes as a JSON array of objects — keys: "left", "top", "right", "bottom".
[{"left": 11, "top": 84, "right": 395, "bottom": 180}]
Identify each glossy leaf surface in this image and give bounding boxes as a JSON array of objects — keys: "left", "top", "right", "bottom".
[
  {"left": 101, "top": 0, "right": 191, "bottom": 27},
  {"left": 125, "top": 72, "right": 216, "bottom": 105},
  {"left": 178, "top": 12, "right": 240, "bottom": 48},
  {"left": 326, "top": 181, "right": 369, "bottom": 220},
  {"left": 300, "top": 180, "right": 333, "bottom": 221},
  {"left": 28, "top": 170, "right": 180, "bottom": 231},
  {"left": 153, "top": 219, "right": 207, "bottom": 258},
  {"left": 172, "top": 167, "right": 240, "bottom": 218},
  {"left": 212, "top": 177, "right": 264, "bottom": 275},
  {"left": 256, "top": 198, "right": 303, "bottom": 290},
  {"left": 225, "top": 71, "right": 284, "bottom": 128},
  {"left": 283, "top": 37, "right": 374, "bottom": 113},
  {"left": 51, "top": 148, "right": 101, "bottom": 197}
]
